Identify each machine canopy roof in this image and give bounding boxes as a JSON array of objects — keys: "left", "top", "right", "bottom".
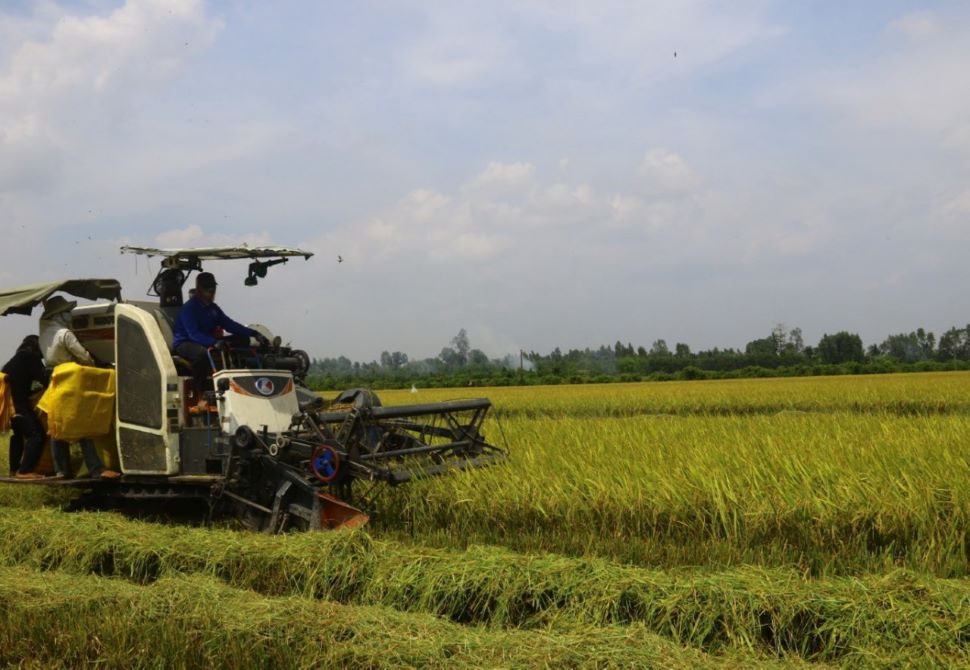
[
  {"left": 120, "top": 245, "right": 314, "bottom": 262},
  {"left": 0, "top": 279, "right": 122, "bottom": 317}
]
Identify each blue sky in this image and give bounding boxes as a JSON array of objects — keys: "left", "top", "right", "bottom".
[{"left": 1, "top": 1, "right": 968, "bottom": 360}]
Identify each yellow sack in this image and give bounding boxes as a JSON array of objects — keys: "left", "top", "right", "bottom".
[
  {"left": 61, "top": 432, "right": 120, "bottom": 476},
  {"left": 92, "top": 432, "right": 120, "bottom": 472},
  {"left": 37, "top": 363, "right": 115, "bottom": 441},
  {"left": 0, "top": 372, "right": 14, "bottom": 433}
]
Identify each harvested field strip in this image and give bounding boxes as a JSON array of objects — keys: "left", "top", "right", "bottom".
[
  {"left": 0, "top": 566, "right": 757, "bottom": 670},
  {"left": 0, "top": 508, "right": 967, "bottom": 665},
  {"left": 380, "top": 372, "right": 970, "bottom": 418}
]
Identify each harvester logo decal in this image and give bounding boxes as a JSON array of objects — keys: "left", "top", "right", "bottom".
[{"left": 229, "top": 376, "right": 293, "bottom": 398}]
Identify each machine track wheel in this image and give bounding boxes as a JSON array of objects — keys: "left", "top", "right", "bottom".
[{"left": 311, "top": 443, "right": 341, "bottom": 483}]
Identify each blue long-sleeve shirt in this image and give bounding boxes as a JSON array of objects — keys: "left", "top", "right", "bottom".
[{"left": 172, "top": 296, "right": 257, "bottom": 348}]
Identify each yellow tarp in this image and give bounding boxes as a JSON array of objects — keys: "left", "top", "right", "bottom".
[
  {"left": 0, "top": 373, "right": 14, "bottom": 433},
  {"left": 56, "top": 433, "right": 120, "bottom": 475},
  {"left": 37, "top": 363, "right": 115, "bottom": 441}
]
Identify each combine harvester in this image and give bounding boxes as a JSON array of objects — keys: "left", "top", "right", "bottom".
[{"left": 0, "top": 246, "right": 505, "bottom": 531}]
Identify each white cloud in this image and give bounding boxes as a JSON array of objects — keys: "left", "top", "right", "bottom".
[
  {"left": 154, "top": 224, "right": 206, "bottom": 248},
  {"left": 364, "top": 218, "right": 396, "bottom": 244},
  {"left": 394, "top": 1, "right": 779, "bottom": 92},
  {"left": 401, "top": 23, "right": 513, "bottom": 88},
  {"left": 511, "top": 0, "right": 780, "bottom": 81},
  {"left": 638, "top": 148, "right": 700, "bottom": 195},
  {"left": 887, "top": 12, "right": 940, "bottom": 41},
  {"left": 312, "top": 151, "right": 831, "bottom": 287},
  {"left": 608, "top": 194, "right": 642, "bottom": 220},
  {"left": 943, "top": 189, "right": 970, "bottom": 214},
  {"left": 766, "top": 9, "right": 970, "bottom": 154},
  {"left": 932, "top": 188, "right": 970, "bottom": 241},
  {"left": 357, "top": 181, "right": 509, "bottom": 265},
  {"left": 429, "top": 231, "right": 500, "bottom": 263},
  {"left": 0, "top": 0, "right": 222, "bottom": 194},
  {"left": 405, "top": 189, "right": 452, "bottom": 221},
  {"left": 462, "top": 161, "right": 538, "bottom": 198},
  {"left": 152, "top": 225, "right": 273, "bottom": 250},
  {"left": 943, "top": 123, "right": 970, "bottom": 154}
]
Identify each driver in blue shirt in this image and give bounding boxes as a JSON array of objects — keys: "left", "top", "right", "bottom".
[{"left": 172, "top": 272, "right": 268, "bottom": 405}]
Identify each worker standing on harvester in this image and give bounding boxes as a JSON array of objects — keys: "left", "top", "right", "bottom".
[
  {"left": 1, "top": 335, "right": 48, "bottom": 479},
  {"left": 39, "top": 296, "right": 120, "bottom": 479},
  {"left": 172, "top": 272, "right": 269, "bottom": 408}
]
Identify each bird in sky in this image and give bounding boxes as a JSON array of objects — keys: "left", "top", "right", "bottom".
[{"left": 337, "top": 255, "right": 343, "bottom": 263}]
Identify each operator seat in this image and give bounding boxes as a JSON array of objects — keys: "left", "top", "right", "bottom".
[{"left": 153, "top": 268, "right": 193, "bottom": 376}]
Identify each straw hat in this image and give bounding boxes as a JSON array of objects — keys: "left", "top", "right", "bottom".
[{"left": 41, "top": 295, "right": 77, "bottom": 320}]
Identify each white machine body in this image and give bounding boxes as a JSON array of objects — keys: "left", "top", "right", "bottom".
[{"left": 215, "top": 369, "right": 299, "bottom": 436}]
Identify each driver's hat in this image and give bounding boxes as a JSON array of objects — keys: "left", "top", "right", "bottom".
[
  {"left": 196, "top": 272, "right": 218, "bottom": 289},
  {"left": 41, "top": 295, "right": 77, "bottom": 319}
]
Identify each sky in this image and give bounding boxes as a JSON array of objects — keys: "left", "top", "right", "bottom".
[{"left": 1, "top": 0, "right": 968, "bottom": 361}]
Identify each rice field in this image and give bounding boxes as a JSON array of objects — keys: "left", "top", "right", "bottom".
[{"left": 1, "top": 371, "right": 968, "bottom": 667}]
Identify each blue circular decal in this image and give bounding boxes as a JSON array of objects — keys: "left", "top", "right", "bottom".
[{"left": 255, "top": 377, "right": 276, "bottom": 396}]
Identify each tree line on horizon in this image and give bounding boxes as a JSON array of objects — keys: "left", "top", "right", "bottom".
[{"left": 306, "top": 324, "right": 970, "bottom": 390}]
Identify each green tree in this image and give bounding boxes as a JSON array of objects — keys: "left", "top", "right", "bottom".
[
  {"left": 938, "top": 326, "right": 970, "bottom": 361},
  {"left": 438, "top": 347, "right": 460, "bottom": 368},
  {"left": 786, "top": 327, "right": 804, "bottom": 355},
  {"left": 771, "top": 323, "right": 787, "bottom": 355},
  {"left": 745, "top": 336, "right": 778, "bottom": 358},
  {"left": 879, "top": 329, "right": 935, "bottom": 363},
  {"left": 451, "top": 329, "right": 470, "bottom": 366},
  {"left": 817, "top": 331, "right": 864, "bottom": 364}
]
